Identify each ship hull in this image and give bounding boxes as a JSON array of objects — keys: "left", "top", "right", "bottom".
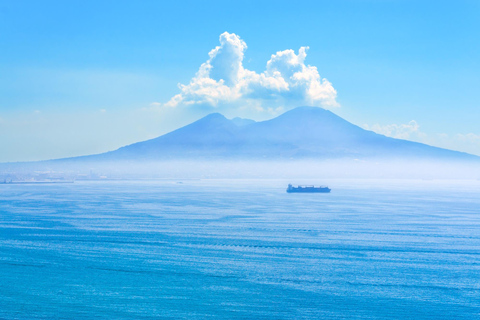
[{"left": 286, "top": 186, "right": 331, "bottom": 193}]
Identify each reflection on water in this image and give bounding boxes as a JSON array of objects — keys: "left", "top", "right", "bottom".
[{"left": 1, "top": 179, "right": 479, "bottom": 319}]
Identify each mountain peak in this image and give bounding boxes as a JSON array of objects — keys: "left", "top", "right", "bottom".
[
  {"left": 88, "top": 106, "right": 479, "bottom": 161},
  {"left": 196, "top": 112, "right": 228, "bottom": 123},
  {"left": 231, "top": 117, "right": 255, "bottom": 127},
  {"left": 275, "top": 106, "right": 338, "bottom": 121}
]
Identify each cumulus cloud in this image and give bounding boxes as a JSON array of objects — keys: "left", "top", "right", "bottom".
[
  {"left": 364, "top": 120, "right": 423, "bottom": 140},
  {"left": 163, "top": 32, "right": 338, "bottom": 114},
  {"left": 427, "top": 132, "right": 480, "bottom": 156},
  {"left": 364, "top": 121, "right": 480, "bottom": 156},
  {"left": 456, "top": 133, "right": 480, "bottom": 143}
]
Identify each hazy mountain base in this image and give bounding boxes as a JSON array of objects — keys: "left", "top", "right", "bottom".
[
  {"left": 1, "top": 159, "right": 480, "bottom": 181},
  {"left": 3, "top": 107, "right": 478, "bottom": 182},
  {"left": 91, "top": 107, "right": 479, "bottom": 162}
]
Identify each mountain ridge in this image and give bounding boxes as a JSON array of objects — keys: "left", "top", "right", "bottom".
[{"left": 74, "top": 106, "right": 478, "bottom": 162}]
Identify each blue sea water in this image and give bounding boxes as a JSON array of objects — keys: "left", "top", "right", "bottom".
[{"left": 0, "top": 179, "right": 479, "bottom": 319}]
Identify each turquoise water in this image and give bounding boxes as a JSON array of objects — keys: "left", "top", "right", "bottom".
[{"left": 1, "top": 179, "right": 479, "bottom": 319}]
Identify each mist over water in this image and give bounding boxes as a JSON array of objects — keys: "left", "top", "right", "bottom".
[
  {"left": 2, "top": 159, "right": 480, "bottom": 181},
  {"left": 1, "top": 179, "right": 479, "bottom": 319}
]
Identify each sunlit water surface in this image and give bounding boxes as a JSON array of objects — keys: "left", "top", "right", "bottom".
[{"left": 1, "top": 179, "right": 479, "bottom": 319}]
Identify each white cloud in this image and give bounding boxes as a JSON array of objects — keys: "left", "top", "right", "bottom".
[
  {"left": 163, "top": 32, "right": 338, "bottom": 115},
  {"left": 364, "top": 121, "right": 480, "bottom": 156},
  {"left": 456, "top": 133, "right": 480, "bottom": 143},
  {"left": 429, "top": 133, "right": 480, "bottom": 156},
  {"left": 364, "top": 120, "right": 422, "bottom": 140}
]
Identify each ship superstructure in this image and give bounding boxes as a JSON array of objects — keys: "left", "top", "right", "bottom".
[{"left": 286, "top": 184, "right": 331, "bottom": 193}]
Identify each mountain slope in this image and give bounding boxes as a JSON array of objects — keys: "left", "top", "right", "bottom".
[{"left": 83, "top": 106, "right": 478, "bottom": 161}]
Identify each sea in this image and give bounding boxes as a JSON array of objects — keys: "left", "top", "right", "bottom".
[{"left": 1, "top": 179, "right": 479, "bottom": 319}]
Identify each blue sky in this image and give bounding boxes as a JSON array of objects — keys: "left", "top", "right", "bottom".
[{"left": 1, "top": 0, "right": 479, "bottom": 161}]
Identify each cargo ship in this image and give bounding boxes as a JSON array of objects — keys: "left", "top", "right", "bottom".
[{"left": 286, "top": 184, "right": 331, "bottom": 193}]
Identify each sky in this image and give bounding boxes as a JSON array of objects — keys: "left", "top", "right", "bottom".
[{"left": 1, "top": 0, "right": 479, "bottom": 162}]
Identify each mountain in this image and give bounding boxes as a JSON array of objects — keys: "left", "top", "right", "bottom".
[{"left": 78, "top": 106, "right": 478, "bottom": 162}]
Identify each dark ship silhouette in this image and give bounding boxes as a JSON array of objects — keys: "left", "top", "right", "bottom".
[{"left": 286, "top": 184, "right": 331, "bottom": 193}]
